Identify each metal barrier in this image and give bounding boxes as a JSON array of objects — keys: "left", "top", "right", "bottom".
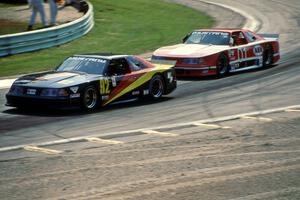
[{"left": 0, "top": 1, "right": 94, "bottom": 57}]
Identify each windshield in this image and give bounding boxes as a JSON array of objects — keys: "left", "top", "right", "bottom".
[
  {"left": 56, "top": 56, "right": 108, "bottom": 75},
  {"left": 185, "top": 31, "right": 230, "bottom": 45}
]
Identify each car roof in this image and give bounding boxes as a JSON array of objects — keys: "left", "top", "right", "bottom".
[
  {"left": 193, "top": 28, "right": 251, "bottom": 33},
  {"left": 74, "top": 53, "right": 130, "bottom": 60}
]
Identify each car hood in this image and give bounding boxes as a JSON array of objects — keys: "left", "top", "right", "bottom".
[
  {"left": 153, "top": 44, "right": 230, "bottom": 58},
  {"left": 13, "top": 71, "right": 93, "bottom": 88}
]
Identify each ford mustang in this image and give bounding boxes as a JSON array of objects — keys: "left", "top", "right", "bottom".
[
  {"left": 6, "top": 54, "right": 177, "bottom": 111},
  {"left": 152, "top": 28, "right": 280, "bottom": 77}
]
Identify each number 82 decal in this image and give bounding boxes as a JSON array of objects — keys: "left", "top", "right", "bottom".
[{"left": 100, "top": 79, "right": 110, "bottom": 95}]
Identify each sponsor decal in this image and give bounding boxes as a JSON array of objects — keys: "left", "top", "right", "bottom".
[
  {"left": 231, "top": 63, "right": 240, "bottom": 70},
  {"left": 143, "top": 89, "right": 149, "bottom": 95},
  {"left": 27, "top": 88, "right": 36, "bottom": 95},
  {"left": 70, "top": 56, "right": 106, "bottom": 63},
  {"left": 102, "top": 95, "right": 109, "bottom": 101},
  {"left": 132, "top": 91, "right": 140, "bottom": 96},
  {"left": 253, "top": 45, "right": 263, "bottom": 56},
  {"left": 112, "top": 77, "right": 117, "bottom": 87},
  {"left": 70, "top": 86, "right": 79, "bottom": 93},
  {"left": 192, "top": 31, "right": 229, "bottom": 36},
  {"left": 70, "top": 93, "right": 80, "bottom": 98}
]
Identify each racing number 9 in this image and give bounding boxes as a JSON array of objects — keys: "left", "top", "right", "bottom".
[{"left": 100, "top": 79, "right": 110, "bottom": 95}]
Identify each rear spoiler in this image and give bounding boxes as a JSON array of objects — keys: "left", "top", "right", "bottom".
[{"left": 258, "top": 34, "right": 280, "bottom": 39}]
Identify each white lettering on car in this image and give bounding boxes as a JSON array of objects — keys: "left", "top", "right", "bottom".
[{"left": 253, "top": 45, "right": 263, "bottom": 56}]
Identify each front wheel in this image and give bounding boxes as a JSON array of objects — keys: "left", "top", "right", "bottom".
[
  {"left": 149, "top": 75, "right": 165, "bottom": 100},
  {"left": 216, "top": 54, "right": 229, "bottom": 77},
  {"left": 81, "top": 85, "right": 99, "bottom": 111},
  {"left": 263, "top": 46, "right": 273, "bottom": 67}
]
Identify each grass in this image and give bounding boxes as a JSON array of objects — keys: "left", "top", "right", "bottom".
[
  {"left": 0, "top": 0, "right": 214, "bottom": 77},
  {"left": 0, "top": 3, "right": 21, "bottom": 8},
  {"left": 0, "top": 19, "right": 29, "bottom": 35}
]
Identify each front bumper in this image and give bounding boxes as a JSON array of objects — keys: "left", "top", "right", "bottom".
[
  {"left": 164, "top": 80, "right": 177, "bottom": 95},
  {"left": 175, "top": 66, "right": 217, "bottom": 77},
  {"left": 6, "top": 94, "right": 81, "bottom": 109}
]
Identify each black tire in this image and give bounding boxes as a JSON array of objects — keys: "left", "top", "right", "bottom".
[
  {"left": 81, "top": 85, "right": 99, "bottom": 111},
  {"left": 263, "top": 45, "right": 273, "bottom": 67},
  {"left": 149, "top": 75, "right": 165, "bottom": 100},
  {"left": 216, "top": 54, "right": 229, "bottom": 77}
]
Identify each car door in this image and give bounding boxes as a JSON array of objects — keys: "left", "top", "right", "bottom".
[
  {"left": 101, "top": 58, "right": 136, "bottom": 105},
  {"left": 229, "top": 31, "right": 261, "bottom": 71}
]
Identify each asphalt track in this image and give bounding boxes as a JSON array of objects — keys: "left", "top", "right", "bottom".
[
  {"left": 0, "top": 0, "right": 300, "bottom": 199},
  {"left": 0, "top": 0, "right": 299, "bottom": 150}
]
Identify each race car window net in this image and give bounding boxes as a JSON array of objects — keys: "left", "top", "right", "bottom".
[
  {"left": 185, "top": 31, "right": 230, "bottom": 45},
  {"left": 57, "top": 57, "right": 108, "bottom": 75},
  {"left": 107, "top": 58, "right": 131, "bottom": 76}
]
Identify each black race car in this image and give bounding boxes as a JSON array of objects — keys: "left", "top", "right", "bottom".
[{"left": 6, "top": 54, "right": 177, "bottom": 110}]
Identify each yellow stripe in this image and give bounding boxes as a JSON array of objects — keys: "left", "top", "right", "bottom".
[
  {"left": 103, "top": 64, "right": 173, "bottom": 106},
  {"left": 23, "top": 145, "right": 62, "bottom": 155},
  {"left": 142, "top": 130, "right": 178, "bottom": 137},
  {"left": 85, "top": 137, "right": 123, "bottom": 144}
]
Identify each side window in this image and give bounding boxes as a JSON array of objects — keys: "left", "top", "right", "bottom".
[
  {"left": 232, "top": 31, "right": 248, "bottom": 46},
  {"left": 245, "top": 31, "right": 257, "bottom": 42},
  {"left": 127, "top": 56, "right": 147, "bottom": 71},
  {"left": 107, "top": 58, "right": 130, "bottom": 76}
]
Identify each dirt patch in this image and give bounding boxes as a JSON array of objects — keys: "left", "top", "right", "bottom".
[{"left": 0, "top": 3, "right": 83, "bottom": 34}]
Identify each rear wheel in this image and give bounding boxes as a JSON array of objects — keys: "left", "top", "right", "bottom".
[
  {"left": 81, "top": 86, "right": 99, "bottom": 111},
  {"left": 216, "top": 54, "right": 229, "bottom": 77},
  {"left": 149, "top": 75, "right": 165, "bottom": 100},
  {"left": 263, "top": 45, "right": 273, "bottom": 67}
]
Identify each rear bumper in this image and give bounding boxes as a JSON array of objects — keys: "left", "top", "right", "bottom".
[{"left": 6, "top": 94, "right": 81, "bottom": 109}]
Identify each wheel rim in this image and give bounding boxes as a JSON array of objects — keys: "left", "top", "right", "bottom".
[
  {"left": 217, "top": 57, "right": 228, "bottom": 75},
  {"left": 84, "top": 88, "right": 97, "bottom": 109},
  {"left": 151, "top": 79, "right": 163, "bottom": 98}
]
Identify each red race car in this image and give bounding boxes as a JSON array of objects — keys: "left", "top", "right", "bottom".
[{"left": 152, "top": 28, "right": 280, "bottom": 77}]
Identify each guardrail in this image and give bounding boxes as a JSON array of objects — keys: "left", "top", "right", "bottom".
[{"left": 0, "top": 1, "right": 94, "bottom": 57}]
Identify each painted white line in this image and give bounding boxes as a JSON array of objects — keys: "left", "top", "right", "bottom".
[
  {"left": 142, "top": 0, "right": 259, "bottom": 61},
  {"left": 142, "top": 130, "right": 178, "bottom": 137},
  {"left": 285, "top": 109, "right": 300, "bottom": 112},
  {"left": 85, "top": 137, "right": 123, "bottom": 144},
  {"left": 1, "top": 104, "right": 300, "bottom": 153},
  {"left": 193, "top": 122, "right": 231, "bottom": 129},
  {"left": 0, "top": 79, "right": 16, "bottom": 89},
  {"left": 23, "top": 145, "right": 62, "bottom": 155},
  {"left": 240, "top": 116, "right": 273, "bottom": 122},
  {"left": 198, "top": 0, "right": 260, "bottom": 31}
]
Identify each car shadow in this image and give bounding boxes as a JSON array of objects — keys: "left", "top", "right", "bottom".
[
  {"left": 177, "top": 64, "right": 278, "bottom": 81},
  {"left": 2, "top": 97, "right": 174, "bottom": 117}
]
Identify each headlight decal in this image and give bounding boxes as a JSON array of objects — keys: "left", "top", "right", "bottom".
[
  {"left": 182, "top": 58, "right": 204, "bottom": 65},
  {"left": 40, "top": 88, "right": 69, "bottom": 97}
]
